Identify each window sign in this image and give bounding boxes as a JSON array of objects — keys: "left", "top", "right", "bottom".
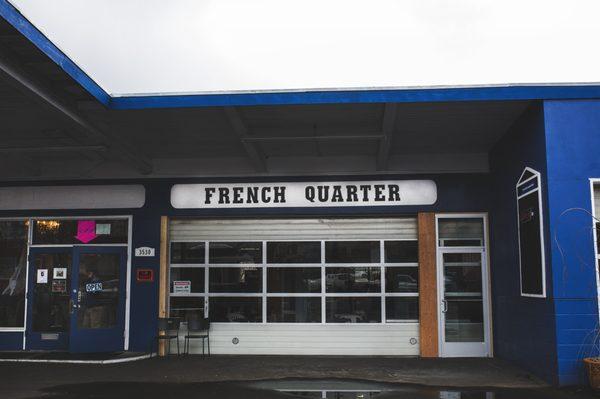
[
  {"left": 53, "top": 268, "right": 67, "bottom": 279},
  {"left": 173, "top": 280, "right": 191, "bottom": 294},
  {"left": 516, "top": 167, "right": 546, "bottom": 297}
]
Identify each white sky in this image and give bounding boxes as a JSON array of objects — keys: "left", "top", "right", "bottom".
[{"left": 8, "top": 0, "right": 600, "bottom": 96}]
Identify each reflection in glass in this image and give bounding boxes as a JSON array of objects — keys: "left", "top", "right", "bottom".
[
  {"left": 385, "top": 267, "right": 418, "bottom": 293},
  {"left": 384, "top": 240, "right": 418, "bottom": 263},
  {"left": 443, "top": 252, "right": 484, "bottom": 343},
  {"left": 444, "top": 253, "right": 482, "bottom": 294},
  {"left": 32, "top": 252, "right": 72, "bottom": 332},
  {"left": 385, "top": 297, "right": 419, "bottom": 321},
  {"left": 445, "top": 299, "right": 484, "bottom": 342},
  {"left": 77, "top": 253, "right": 121, "bottom": 329},
  {"left": 267, "top": 267, "right": 321, "bottom": 293},
  {"left": 325, "top": 241, "right": 380, "bottom": 263},
  {"left": 209, "top": 297, "right": 262, "bottom": 322},
  {"left": 0, "top": 220, "right": 28, "bottom": 327},
  {"left": 169, "top": 296, "right": 204, "bottom": 321},
  {"left": 209, "top": 267, "right": 262, "bottom": 293},
  {"left": 326, "top": 297, "right": 381, "bottom": 323},
  {"left": 267, "top": 297, "right": 321, "bottom": 323},
  {"left": 170, "top": 242, "right": 205, "bottom": 264},
  {"left": 326, "top": 267, "right": 380, "bottom": 293},
  {"left": 438, "top": 218, "right": 484, "bottom": 247},
  {"left": 267, "top": 241, "right": 321, "bottom": 263},
  {"left": 33, "top": 219, "right": 128, "bottom": 245},
  {"left": 209, "top": 242, "right": 262, "bottom": 264},
  {"left": 170, "top": 267, "right": 205, "bottom": 293}
]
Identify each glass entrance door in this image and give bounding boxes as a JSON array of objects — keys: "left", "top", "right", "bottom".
[
  {"left": 26, "top": 248, "right": 73, "bottom": 350},
  {"left": 69, "top": 246, "right": 127, "bottom": 353},
  {"left": 26, "top": 246, "right": 127, "bottom": 352},
  {"left": 438, "top": 249, "right": 489, "bottom": 357}
]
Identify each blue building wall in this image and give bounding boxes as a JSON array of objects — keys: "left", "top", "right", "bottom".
[
  {"left": 0, "top": 174, "right": 493, "bottom": 353},
  {"left": 543, "top": 100, "right": 600, "bottom": 385},
  {"left": 489, "top": 104, "right": 558, "bottom": 384}
]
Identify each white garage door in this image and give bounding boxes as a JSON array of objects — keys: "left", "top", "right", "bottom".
[{"left": 168, "top": 217, "right": 420, "bottom": 355}]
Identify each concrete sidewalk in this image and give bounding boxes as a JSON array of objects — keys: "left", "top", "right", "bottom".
[{"left": 0, "top": 355, "right": 549, "bottom": 398}]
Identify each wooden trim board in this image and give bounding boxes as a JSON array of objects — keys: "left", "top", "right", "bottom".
[{"left": 418, "top": 212, "right": 438, "bottom": 357}]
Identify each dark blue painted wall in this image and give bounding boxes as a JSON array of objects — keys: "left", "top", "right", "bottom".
[
  {"left": 544, "top": 100, "right": 600, "bottom": 385},
  {"left": 0, "top": 173, "right": 493, "bottom": 352},
  {"left": 489, "top": 104, "right": 558, "bottom": 384}
]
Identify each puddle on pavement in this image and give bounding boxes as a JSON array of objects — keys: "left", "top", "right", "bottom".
[
  {"left": 246, "top": 379, "right": 591, "bottom": 399},
  {"left": 32, "top": 379, "right": 594, "bottom": 399}
]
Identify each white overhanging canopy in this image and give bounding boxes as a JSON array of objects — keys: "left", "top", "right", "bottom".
[{"left": 7, "top": 0, "right": 600, "bottom": 97}]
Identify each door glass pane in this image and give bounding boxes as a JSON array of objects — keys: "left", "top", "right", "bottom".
[
  {"left": 267, "top": 267, "right": 321, "bottom": 293},
  {"left": 209, "top": 242, "right": 262, "bottom": 264},
  {"left": 325, "top": 241, "right": 380, "bottom": 263},
  {"left": 170, "top": 242, "right": 205, "bottom": 264},
  {"left": 209, "top": 297, "right": 262, "bottom": 322},
  {"left": 31, "top": 253, "right": 72, "bottom": 332},
  {"left": 267, "top": 241, "right": 321, "bottom": 263},
  {"left": 209, "top": 267, "right": 262, "bottom": 293},
  {"left": 443, "top": 252, "right": 484, "bottom": 342},
  {"left": 169, "top": 296, "right": 204, "bottom": 321},
  {"left": 78, "top": 253, "right": 121, "bottom": 329},
  {"left": 438, "top": 218, "right": 484, "bottom": 247},
  {"left": 384, "top": 240, "right": 418, "bottom": 263},
  {"left": 267, "top": 297, "right": 321, "bottom": 322},
  {"left": 325, "top": 267, "right": 380, "bottom": 293},
  {"left": 385, "top": 267, "right": 419, "bottom": 293},
  {"left": 385, "top": 297, "right": 419, "bottom": 322},
  {"left": 170, "top": 267, "right": 205, "bottom": 293},
  {"left": 325, "top": 297, "right": 381, "bottom": 323}
]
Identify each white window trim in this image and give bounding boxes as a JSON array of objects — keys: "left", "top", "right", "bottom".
[
  {"left": 516, "top": 167, "right": 547, "bottom": 298},
  {"left": 588, "top": 178, "right": 600, "bottom": 325},
  {"left": 167, "top": 237, "right": 420, "bottom": 325}
]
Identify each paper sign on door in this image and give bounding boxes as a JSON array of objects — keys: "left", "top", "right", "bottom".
[{"left": 37, "top": 269, "right": 48, "bottom": 283}]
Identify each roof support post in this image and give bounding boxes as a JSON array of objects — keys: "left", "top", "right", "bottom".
[
  {"left": 376, "top": 103, "right": 398, "bottom": 171},
  {"left": 223, "top": 106, "right": 267, "bottom": 173}
]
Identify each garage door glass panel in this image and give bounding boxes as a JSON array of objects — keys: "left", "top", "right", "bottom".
[
  {"left": 267, "top": 297, "right": 321, "bottom": 322},
  {"left": 442, "top": 252, "right": 484, "bottom": 343},
  {"left": 209, "top": 242, "right": 262, "bottom": 264},
  {"left": 170, "top": 296, "right": 204, "bottom": 320},
  {"left": 385, "top": 267, "right": 419, "bottom": 293},
  {"left": 31, "top": 252, "right": 72, "bottom": 332},
  {"left": 209, "top": 267, "right": 262, "bottom": 293},
  {"left": 170, "top": 242, "right": 205, "bottom": 264},
  {"left": 325, "top": 241, "right": 380, "bottom": 263},
  {"left": 77, "top": 253, "right": 120, "bottom": 329},
  {"left": 267, "top": 267, "right": 321, "bottom": 293},
  {"left": 170, "top": 267, "right": 205, "bottom": 293},
  {"left": 209, "top": 297, "right": 262, "bottom": 322},
  {"left": 385, "top": 297, "right": 419, "bottom": 322},
  {"left": 326, "top": 297, "right": 381, "bottom": 323},
  {"left": 267, "top": 241, "right": 321, "bottom": 263},
  {"left": 384, "top": 241, "right": 418, "bottom": 263},
  {"left": 325, "top": 267, "right": 380, "bottom": 293}
]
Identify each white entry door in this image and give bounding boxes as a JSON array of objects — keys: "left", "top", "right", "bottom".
[
  {"left": 436, "top": 214, "right": 491, "bottom": 357},
  {"left": 438, "top": 248, "right": 490, "bottom": 357}
]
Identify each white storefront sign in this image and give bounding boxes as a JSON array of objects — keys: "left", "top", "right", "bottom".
[{"left": 171, "top": 180, "right": 437, "bottom": 209}]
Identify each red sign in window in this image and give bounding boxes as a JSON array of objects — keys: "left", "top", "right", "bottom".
[{"left": 136, "top": 268, "right": 154, "bottom": 282}]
